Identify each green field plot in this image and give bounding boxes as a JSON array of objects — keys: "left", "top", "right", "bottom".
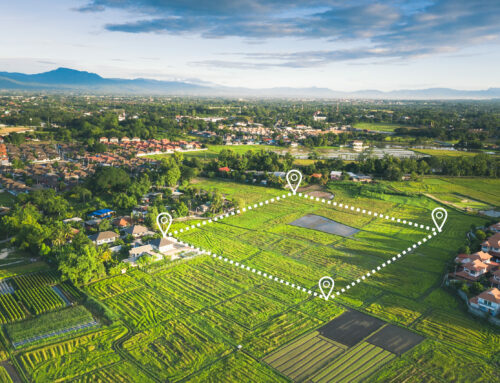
[
  {"left": 12, "top": 271, "right": 59, "bottom": 289},
  {"left": 19, "top": 325, "right": 126, "bottom": 382},
  {"left": 85, "top": 273, "right": 143, "bottom": 300},
  {"left": 387, "top": 177, "right": 500, "bottom": 208},
  {"left": 365, "top": 358, "right": 440, "bottom": 383},
  {"left": 264, "top": 330, "right": 347, "bottom": 382},
  {"left": 123, "top": 319, "right": 232, "bottom": 382},
  {"left": 187, "top": 351, "right": 287, "bottom": 383},
  {"left": 192, "top": 177, "right": 284, "bottom": 205},
  {"left": 105, "top": 287, "right": 184, "bottom": 330},
  {"left": 215, "top": 291, "right": 287, "bottom": 329},
  {"left": 5, "top": 305, "right": 94, "bottom": 345},
  {"left": 310, "top": 342, "right": 396, "bottom": 383},
  {"left": 371, "top": 340, "right": 500, "bottom": 383},
  {"left": 366, "top": 294, "right": 425, "bottom": 325},
  {"left": 354, "top": 122, "right": 412, "bottom": 132},
  {"left": 0, "top": 366, "right": 13, "bottom": 383},
  {"left": 245, "top": 310, "right": 322, "bottom": 358},
  {"left": 298, "top": 298, "right": 345, "bottom": 322},
  {"left": 72, "top": 361, "right": 155, "bottom": 383},
  {"left": 180, "top": 229, "right": 260, "bottom": 261},
  {"left": 15, "top": 286, "right": 65, "bottom": 315},
  {"left": 0, "top": 293, "right": 26, "bottom": 323},
  {"left": 415, "top": 309, "right": 500, "bottom": 357},
  {"left": 0, "top": 262, "right": 51, "bottom": 280}
]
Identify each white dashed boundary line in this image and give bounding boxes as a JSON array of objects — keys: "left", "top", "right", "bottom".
[{"left": 170, "top": 192, "right": 440, "bottom": 301}]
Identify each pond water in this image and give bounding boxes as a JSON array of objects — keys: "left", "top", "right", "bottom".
[{"left": 289, "top": 214, "right": 359, "bottom": 237}]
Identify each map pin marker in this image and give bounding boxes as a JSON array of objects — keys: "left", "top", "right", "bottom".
[
  {"left": 156, "top": 212, "right": 172, "bottom": 238},
  {"left": 319, "top": 276, "right": 335, "bottom": 301},
  {"left": 431, "top": 207, "right": 447, "bottom": 232},
  {"left": 286, "top": 169, "right": 302, "bottom": 194}
]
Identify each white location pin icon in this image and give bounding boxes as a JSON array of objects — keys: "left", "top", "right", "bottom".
[
  {"left": 319, "top": 276, "right": 335, "bottom": 301},
  {"left": 286, "top": 170, "right": 303, "bottom": 194},
  {"left": 431, "top": 207, "right": 447, "bottom": 232},
  {"left": 156, "top": 212, "right": 172, "bottom": 238}
]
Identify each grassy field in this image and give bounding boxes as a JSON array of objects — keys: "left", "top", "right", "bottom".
[
  {"left": 385, "top": 176, "right": 500, "bottom": 209},
  {"left": 411, "top": 148, "right": 490, "bottom": 157},
  {"left": 353, "top": 122, "right": 414, "bottom": 132}
]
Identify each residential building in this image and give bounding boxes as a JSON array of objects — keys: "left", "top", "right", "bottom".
[
  {"left": 123, "top": 225, "right": 151, "bottom": 238},
  {"left": 470, "top": 288, "right": 500, "bottom": 316},
  {"left": 489, "top": 222, "right": 500, "bottom": 233},
  {"left": 128, "top": 244, "right": 153, "bottom": 258},
  {"left": 330, "top": 171, "right": 342, "bottom": 180},
  {"left": 482, "top": 233, "right": 500, "bottom": 257},
  {"left": 88, "top": 231, "right": 119, "bottom": 246},
  {"left": 150, "top": 237, "right": 176, "bottom": 253}
]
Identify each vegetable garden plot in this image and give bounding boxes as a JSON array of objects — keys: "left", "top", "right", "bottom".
[
  {"left": 318, "top": 310, "right": 385, "bottom": 347},
  {"left": 366, "top": 325, "right": 424, "bottom": 355}
]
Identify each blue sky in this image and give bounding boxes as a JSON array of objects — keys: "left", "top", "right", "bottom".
[{"left": 1, "top": 0, "right": 499, "bottom": 90}]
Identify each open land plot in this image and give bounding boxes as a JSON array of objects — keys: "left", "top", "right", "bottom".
[
  {"left": 18, "top": 325, "right": 127, "bottom": 382},
  {"left": 353, "top": 122, "right": 414, "bottom": 132},
  {"left": 414, "top": 309, "right": 500, "bottom": 358},
  {"left": 386, "top": 177, "right": 500, "bottom": 208},
  {"left": 123, "top": 319, "right": 234, "bottom": 382},
  {"left": 368, "top": 340, "right": 500, "bottom": 383},
  {"left": 366, "top": 325, "right": 424, "bottom": 355},
  {"left": 5, "top": 305, "right": 94, "bottom": 346},
  {"left": 319, "top": 311, "right": 385, "bottom": 347},
  {"left": 187, "top": 352, "right": 288, "bottom": 382},
  {"left": 72, "top": 361, "right": 156, "bottom": 383},
  {"left": 310, "top": 341, "right": 396, "bottom": 383},
  {"left": 290, "top": 214, "right": 360, "bottom": 237},
  {"left": 264, "top": 330, "right": 347, "bottom": 382}
]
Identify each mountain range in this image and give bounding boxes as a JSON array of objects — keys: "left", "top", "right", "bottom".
[{"left": 0, "top": 67, "right": 498, "bottom": 99}]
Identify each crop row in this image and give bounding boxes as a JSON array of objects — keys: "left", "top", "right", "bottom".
[
  {"left": 13, "top": 271, "right": 59, "bottom": 290},
  {"left": 86, "top": 274, "right": 142, "bottom": 300},
  {"left": 311, "top": 342, "right": 395, "bottom": 383},
  {"left": 19, "top": 326, "right": 126, "bottom": 382},
  {"left": 0, "top": 293, "right": 26, "bottom": 323},
  {"left": 16, "top": 286, "right": 65, "bottom": 315},
  {"left": 123, "top": 320, "right": 232, "bottom": 381}
]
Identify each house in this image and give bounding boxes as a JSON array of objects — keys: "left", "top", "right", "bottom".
[
  {"left": 458, "top": 259, "right": 489, "bottom": 280},
  {"left": 469, "top": 288, "right": 500, "bottom": 316},
  {"left": 121, "top": 137, "right": 130, "bottom": 143},
  {"left": 351, "top": 140, "right": 364, "bottom": 151},
  {"left": 455, "top": 251, "right": 493, "bottom": 264},
  {"left": 218, "top": 166, "right": 230, "bottom": 172},
  {"left": 489, "top": 222, "right": 500, "bottom": 233},
  {"left": 311, "top": 173, "right": 322, "bottom": 179},
  {"left": 89, "top": 209, "right": 115, "bottom": 219},
  {"left": 491, "top": 270, "right": 500, "bottom": 288},
  {"left": 109, "top": 137, "right": 119, "bottom": 144},
  {"left": 482, "top": 233, "right": 500, "bottom": 257},
  {"left": 113, "top": 216, "right": 132, "bottom": 228},
  {"left": 123, "top": 225, "right": 151, "bottom": 238},
  {"left": 99, "top": 137, "right": 108, "bottom": 143},
  {"left": 330, "top": 171, "right": 342, "bottom": 180},
  {"left": 150, "top": 237, "right": 175, "bottom": 253},
  {"left": 88, "top": 231, "right": 119, "bottom": 246},
  {"left": 128, "top": 244, "right": 153, "bottom": 258}
]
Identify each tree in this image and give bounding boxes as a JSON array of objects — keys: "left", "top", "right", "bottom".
[
  {"left": 89, "top": 167, "right": 130, "bottom": 193},
  {"left": 58, "top": 244, "right": 105, "bottom": 285},
  {"left": 166, "top": 165, "right": 181, "bottom": 186},
  {"left": 176, "top": 202, "right": 189, "bottom": 217}
]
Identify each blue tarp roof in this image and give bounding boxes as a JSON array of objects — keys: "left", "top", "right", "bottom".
[{"left": 89, "top": 208, "right": 115, "bottom": 216}]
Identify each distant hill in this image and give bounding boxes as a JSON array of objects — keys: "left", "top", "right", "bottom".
[{"left": 0, "top": 67, "right": 498, "bottom": 99}]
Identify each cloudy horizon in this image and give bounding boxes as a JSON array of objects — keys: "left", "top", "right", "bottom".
[{"left": 1, "top": 0, "right": 499, "bottom": 91}]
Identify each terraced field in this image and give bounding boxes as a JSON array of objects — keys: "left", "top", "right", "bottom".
[
  {"left": 310, "top": 342, "right": 396, "bottom": 383},
  {"left": 264, "top": 331, "right": 347, "bottom": 382}
]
